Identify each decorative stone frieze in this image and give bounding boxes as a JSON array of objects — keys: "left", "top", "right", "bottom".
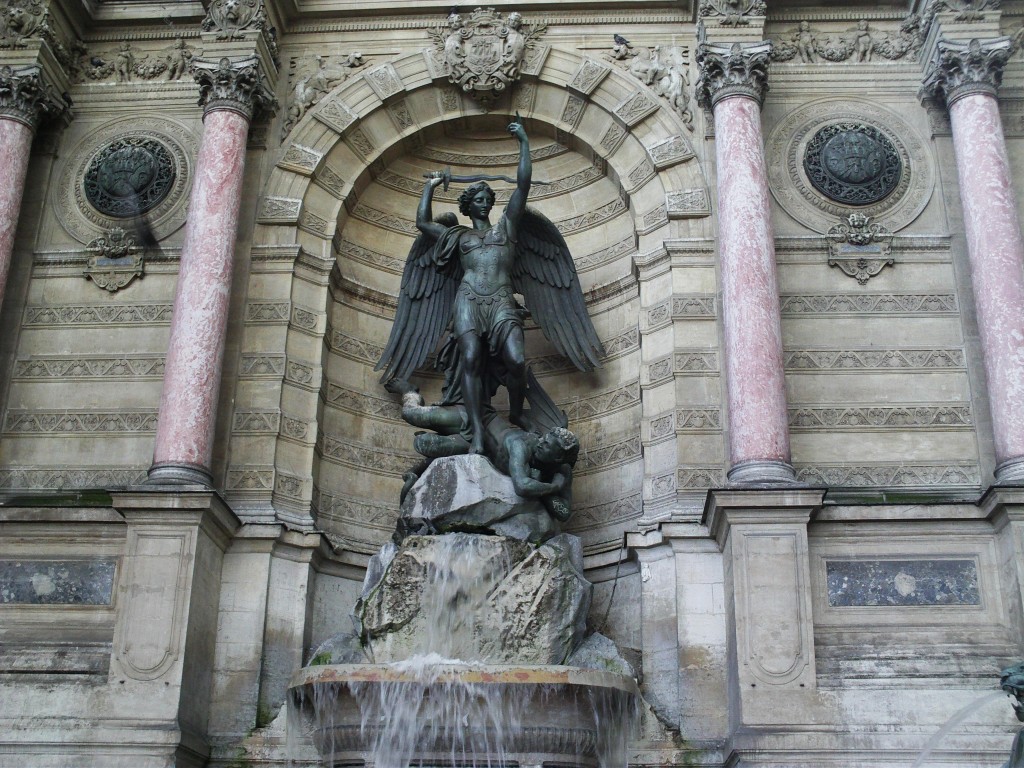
[
  {"left": 771, "top": 18, "right": 924, "bottom": 63},
  {"left": 780, "top": 292, "right": 957, "bottom": 315},
  {"left": 920, "top": 37, "right": 1011, "bottom": 106},
  {"left": 698, "top": 0, "right": 766, "bottom": 27},
  {"left": 784, "top": 347, "right": 965, "bottom": 371},
  {"left": 795, "top": 462, "right": 980, "bottom": 487},
  {"left": 74, "top": 39, "right": 199, "bottom": 83},
  {"left": 695, "top": 40, "right": 771, "bottom": 108},
  {"left": 0, "top": 64, "right": 67, "bottom": 128},
  {"left": 13, "top": 355, "right": 165, "bottom": 379},
  {"left": 193, "top": 55, "right": 276, "bottom": 119}
]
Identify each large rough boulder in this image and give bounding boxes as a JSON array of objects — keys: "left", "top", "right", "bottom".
[
  {"left": 355, "top": 532, "right": 591, "bottom": 665},
  {"left": 399, "top": 455, "right": 558, "bottom": 544}
]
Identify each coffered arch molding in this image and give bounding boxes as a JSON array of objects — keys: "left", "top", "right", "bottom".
[
  {"left": 258, "top": 48, "right": 708, "bottom": 249},
  {"left": 250, "top": 47, "right": 709, "bottom": 534}
]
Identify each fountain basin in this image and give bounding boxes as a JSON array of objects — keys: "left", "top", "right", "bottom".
[{"left": 289, "top": 662, "right": 640, "bottom": 768}]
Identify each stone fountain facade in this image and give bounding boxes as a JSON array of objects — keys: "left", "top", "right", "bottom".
[{"left": 2, "top": 1, "right": 1024, "bottom": 766}]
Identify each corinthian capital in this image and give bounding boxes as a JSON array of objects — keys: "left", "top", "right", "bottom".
[
  {"left": 192, "top": 55, "right": 276, "bottom": 120},
  {"left": 0, "top": 64, "right": 69, "bottom": 129},
  {"left": 920, "top": 37, "right": 1012, "bottom": 107},
  {"left": 696, "top": 40, "right": 771, "bottom": 110}
]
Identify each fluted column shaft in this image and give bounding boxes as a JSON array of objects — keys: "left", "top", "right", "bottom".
[
  {"left": 149, "top": 57, "right": 273, "bottom": 485},
  {"left": 697, "top": 41, "right": 795, "bottom": 485},
  {"left": 923, "top": 38, "right": 1024, "bottom": 483}
]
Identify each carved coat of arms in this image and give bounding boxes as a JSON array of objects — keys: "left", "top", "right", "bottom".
[{"left": 430, "top": 8, "right": 545, "bottom": 103}]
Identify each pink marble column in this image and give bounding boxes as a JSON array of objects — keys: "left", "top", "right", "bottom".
[
  {"left": 924, "top": 38, "right": 1024, "bottom": 483},
  {"left": 697, "top": 41, "right": 796, "bottom": 485},
  {"left": 0, "top": 119, "right": 33, "bottom": 308},
  {"left": 149, "top": 57, "right": 272, "bottom": 485},
  {"left": 0, "top": 65, "right": 67, "bottom": 315}
]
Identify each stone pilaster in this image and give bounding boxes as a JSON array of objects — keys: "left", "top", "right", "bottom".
[
  {"left": 980, "top": 488, "right": 1024, "bottom": 644},
  {"left": 148, "top": 54, "right": 276, "bottom": 486},
  {"left": 921, "top": 38, "right": 1024, "bottom": 483},
  {"left": 704, "top": 489, "right": 824, "bottom": 726},
  {"left": 108, "top": 490, "right": 240, "bottom": 764},
  {"left": 696, "top": 41, "right": 795, "bottom": 486}
]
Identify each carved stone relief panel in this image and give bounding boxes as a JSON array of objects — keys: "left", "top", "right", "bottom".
[
  {"left": 53, "top": 117, "right": 198, "bottom": 245},
  {"left": 766, "top": 100, "right": 933, "bottom": 233}
]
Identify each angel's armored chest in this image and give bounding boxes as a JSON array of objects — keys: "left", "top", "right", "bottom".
[{"left": 459, "top": 225, "right": 507, "bottom": 254}]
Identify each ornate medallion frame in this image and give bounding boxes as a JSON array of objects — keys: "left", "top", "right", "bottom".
[
  {"left": 765, "top": 99, "right": 933, "bottom": 233},
  {"left": 54, "top": 116, "right": 198, "bottom": 244}
]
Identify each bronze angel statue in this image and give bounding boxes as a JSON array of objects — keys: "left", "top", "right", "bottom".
[{"left": 375, "top": 118, "right": 604, "bottom": 456}]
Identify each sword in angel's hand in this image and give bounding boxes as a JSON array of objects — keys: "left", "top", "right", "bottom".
[{"left": 423, "top": 167, "right": 552, "bottom": 192}]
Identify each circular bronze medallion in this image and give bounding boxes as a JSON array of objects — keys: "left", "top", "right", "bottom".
[
  {"left": 84, "top": 137, "right": 176, "bottom": 218},
  {"left": 803, "top": 123, "right": 902, "bottom": 206}
]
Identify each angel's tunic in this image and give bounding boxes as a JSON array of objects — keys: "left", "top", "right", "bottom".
[{"left": 443, "top": 216, "right": 522, "bottom": 354}]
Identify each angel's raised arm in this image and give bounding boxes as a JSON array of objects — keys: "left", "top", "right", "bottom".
[
  {"left": 504, "top": 120, "right": 531, "bottom": 237},
  {"left": 417, "top": 174, "right": 450, "bottom": 240}
]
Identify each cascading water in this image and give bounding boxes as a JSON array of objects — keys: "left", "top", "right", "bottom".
[{"left": 289, "top": 532, "right": 639, "bottom": 768}]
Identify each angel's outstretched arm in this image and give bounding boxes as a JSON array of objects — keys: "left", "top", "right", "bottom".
[
  {"left": 505, "top": 120, "right": 531, "bottom": 237},
  {"left": 417, "top": 174, "right": 450, "bottom": 240}
]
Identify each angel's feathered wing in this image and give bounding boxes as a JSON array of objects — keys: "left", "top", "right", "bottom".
[
  {"left": 375, "top": 213, "right": 463, "bottom": 383},
  {"left": 524, "top": 367, "right": 569, "bottom": 433},
  {"left": 513, "top": 208, "right": 605, "bottom": 371}
]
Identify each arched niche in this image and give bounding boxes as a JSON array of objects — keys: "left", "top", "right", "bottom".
[{"left": 249, "top": 48, "right": 711, "bottom": 556}]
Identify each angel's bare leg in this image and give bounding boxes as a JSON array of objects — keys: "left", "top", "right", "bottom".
[
  {"left": 502, "top": 326, "right": 529, "bottom": 431},
  {"left": 458, "top": 331, "right": 486, "bottom": 454},
  {"left": 388, "top": 379, "right": 467, "bottom": 434}
]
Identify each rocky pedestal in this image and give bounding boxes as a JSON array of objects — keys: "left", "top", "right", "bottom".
[
  {"left": 399, "top": 454, "right": 558, "bottom": 543},
  {"left": 354, "top": 532, "right": 591, "bottom": 665}
]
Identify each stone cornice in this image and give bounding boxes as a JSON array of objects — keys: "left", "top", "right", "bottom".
[
  {"left": 0, "top": 63, "right": 69, "bottom": 128},
  {"left": 193, "top": 55, "right": 277, "bottom": 120},
  {"left": 696, "top": 39, "right": 772, "bottom": 109},
  {"left": 920, "top": 36, "right": 1011, "bottom": 106}
]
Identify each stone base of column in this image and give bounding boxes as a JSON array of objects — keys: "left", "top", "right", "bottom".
[
  {"left": 147, "top": 461, "right": 214, "bottom": 487},
  {"left": 727, "top": 459, "right": 798, "bottom": 486},
  {"left": 995, "top": 457, "right": 1024, "bottom": 485}
]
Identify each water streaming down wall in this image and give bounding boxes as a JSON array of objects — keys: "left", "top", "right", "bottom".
[{"left": 289, "top": 533, "right": 639, "bottom": 768}]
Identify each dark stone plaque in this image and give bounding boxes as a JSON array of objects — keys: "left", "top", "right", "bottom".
[
  {"left": 0, "top": 559, "right": 116, "bottom": 605},
  {"left": 826, "top": 559, "right": 979, "bottom": 607},
  {"left": 84, "top": 137, "right": 175, "bottom": 218},
  {"left": 803, "top": 123, "right": 902, "bottom": 206}
]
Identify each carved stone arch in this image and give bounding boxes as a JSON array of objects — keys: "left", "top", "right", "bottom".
[{"left": 245, "top": 48, "right": 711, "bottom": 548}]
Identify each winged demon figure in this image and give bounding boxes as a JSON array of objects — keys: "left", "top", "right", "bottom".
[{"left": 375, "top": 118, "right": 604, "bottom": 457}]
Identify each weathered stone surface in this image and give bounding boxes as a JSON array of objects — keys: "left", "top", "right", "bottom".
[
  {"left": 308, "top": 631, "right": 368, "bottom": 665},
  {"left": 567, "top": 632, "right": 636, "bottom": 678},
  {"left": 355, "top": 532, "right": 591, "bottom": 665},
  {"left": 399, "top": 455, "right": 558, "bottom": 543}
]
